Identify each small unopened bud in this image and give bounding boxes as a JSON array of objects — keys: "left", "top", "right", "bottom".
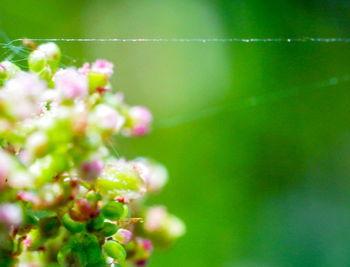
[
  {"left": 133, "top": 158, "right": 168, "bottom": 193},
  {"left": 37, "top": 42, "right": 61, "bottom": 72},
  {"left": 0, "top": 61, "right": 21, "bottom": 80},
  {"left": 114, "top": 228, "right": 133, "bottom": 245},
  {"left": 144, "top": 206, "right": 167, "bottom": 232},
  {"left": 88, "top": 72, "right": 107, "bottom": 92},
  {"left": 102, "top": 222, "right": 118, "bottom": 237},
  {"left": 26, "top": 132, "right": 49, "bottom": 158},
  {"left": 131, "top": 238, "right": 153, "bottom": 266},
  {"left": 78, "top": 62, "right": 90, "bottom": 75},
  {"left": 166, "top": 214, "right": 186, "bottom": 240},
  {"left": 80, "top": 159, "right": 104, "bottom": 182},
  {"left": 95, "top": 160, "right": 146, "bottom": 199},
  {"left": 9, "top": 171, "right": 34, "bottom": 189},
  {"left": 144, "top": 206, "right": 186, "bottom": 245},
  {"left": 91, "top": 59, "right": 114, "bottom": 78},
  {"left": 76, "top": 198, "right": 93, "bottom": 215},
  {"left": 104, "top": 240, "right": 126, "bottom": 262},
  {"left": 92, "top": 104, "right": 125, "bottom": 133},
  {"left": 38, "top": 65, "right": 53, "bottom": 84},
  {"left": 2, "top": 72, "right": 46, "bottom": 120},
  {"left": 62, "top": 213, "right": 84, "bottom": 233},
  {"left": 0, "top": 203, "right": 22, "bottom": 227},
  {"left": 54, "top": 68, "right": 88, "bottom": 99},
  {"left": 28, "top": 50, "right": 47, "bottom": 72},
  {"left": 124, "top": 106, "right": 152, "bottom": 137},
  {"left": 141, "top": 238, "right": 153, "bottom": 253},
  {"left": 0, "top": 63, "right": 6, "bottom": 79},
  {"left": 135, "top": 260, "right": 148, "bottom": 266},
  {"left": 115, "top": 196, "right": 130, "bottom": 204},
  {"left": 17, "top": 192, "right": 39, "bottom": 204},
  {"left": 102, "top": 201, "right": 124, "bottom": 221}
]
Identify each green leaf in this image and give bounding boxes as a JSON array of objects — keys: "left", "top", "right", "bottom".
[
  {"left": 86, "top": 215, "right": 105, "bottom": 231},
  {"left": 40, "top": 216, "right": 60, "bottom": 237},
  {"left": 58, "top": 233, "right": 105, "bottom": 267}
]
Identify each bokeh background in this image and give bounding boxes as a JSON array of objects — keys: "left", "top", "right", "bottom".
[{"left": 2, "top": 1, "right": 350, "bottom": 266}]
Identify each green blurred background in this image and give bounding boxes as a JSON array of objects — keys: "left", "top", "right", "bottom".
[{"left": 2, "top": 1, "right": 350, "bottom": 266}]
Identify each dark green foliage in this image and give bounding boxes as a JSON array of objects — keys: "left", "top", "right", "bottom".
[{"left": 57, "top": 233, "right": 105, "bottom": 267}]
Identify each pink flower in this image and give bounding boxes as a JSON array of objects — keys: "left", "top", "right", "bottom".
[
  {"left": 114, "top": 228, "right": 133, "bottom": 244},
  {"left": 0, "top": 203, "right": 22, "bottom": 227},
  {"left": 128, "top": 106, "right": 153, "bottom": 137},
  {"left": 80, "top": 160, "right": 104, "bottom": 182},
  {"left": 1, "top": 73, "right": 46, "bottom": 119},
  {"left": 78, "top": 63, "right": 90, "bottom": 76},
  {"left": 17, "top": 150, "right": 31, "bottom": 166},
  {"left": 54, "top": 68, "right": 88, "bottom": 99},
  {"left": 37, "top": 43, "right": 60, "bottom": 61},
  {"left": 92, "top": 104, "right": 125, "bottom": 132},
  {"left": 133, "top": 237, "right": 153, "bottom": 265},
  {"left": 141, "top": 239, "right": 153, "bottom": 253},
  {"left": 91, "top": 59, "right": 114, "bottom": 77},
  {"left": 144, "top": 206, "right": 167, "bottom": 232},
  {"left": 133, "top": 158, "right": 168, "bottom": 192},
  {"left": 135, "top": 260, "right": 148, "bottom": 266},
  {"left": 17, "top": 192, "right": 39, "bottom": 204},
  {"left": 22, "top": 236, "right": 32, "bottom": 248},
  {"left": 130, "top": 106, "right": 152, "bottom": 125},
  {"left": 133, "top": 125, "right": 148, "bottom": 136}
]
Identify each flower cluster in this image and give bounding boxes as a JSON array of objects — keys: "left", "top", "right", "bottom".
[{"left": 0, "top": 42, "right": 185, "bottom": 267}]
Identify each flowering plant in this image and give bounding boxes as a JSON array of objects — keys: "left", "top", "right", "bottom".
[{"left": 0, "top": 42, "right": 185, "bottom": 267}]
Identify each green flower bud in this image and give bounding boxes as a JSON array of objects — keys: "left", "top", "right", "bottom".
[
  {"left": 37, "top": 43, "right": 61, "bottom": 72},
  {"left": 144, "top": 206, "right": 186, "bottom": 246},
  {"left": 88, "top": 72, "right": 107, "bottom": 92},
  {"left": 26, "top": 131, "right": 49, "bottom": 158},
  {"left": 103, "top": 240, "right": 126, "bottom": 262},
  {"left": 87, "top": 214, "right": 105, "bottom": 231},
  {"left": 38, "top": 65, "right": 53, "bottom": 85},
  {"left": 62, "top": 213, "right": 85, "bottom": 233},
  {"left": 102, "top": 222, "right": 118, "bottom": 237},
  {"left": 102, "top": 201, "right": 124, "bottom": 221},
  {"left": 95, "top": 161, "right": 145, "bottom": 199},
  {"left": 86, "top": 191, "right": 102, "bottom": 203},
  {"left": 0, "top": 61, "right": 21, "bottom": 80},
  {"left": 28, "top": 50, "right": 47, "bottom": 72},
  {"left": 0, "top": 64, "right": 6, "bottom": 80},
  {"left": 0, "top": 42, "right": 185, "bottom": 266}
]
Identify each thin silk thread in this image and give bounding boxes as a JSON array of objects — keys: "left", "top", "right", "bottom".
[{"left": 3, "top": 37, "right": 350, "bottom": 45}]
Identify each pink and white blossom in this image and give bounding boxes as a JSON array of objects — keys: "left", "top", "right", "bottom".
[
  {"left": 92, "top": 104, "right": 125, "bottom": 132},
  {"left": 114, "top": 228, "right": 133, "bottom": 244},
  {"left": 54, "top": 68, "right": 88, "bottom": 99},
  {"left": 133, "top": 158, "right": 168, "bottom": 192},
  {"left": 0, "top": 203, "right": 22, "bottom": 227},
  {"left": 1, "top": 72, "right": 46, "bottom": 119},
  {"left": 126, "top": 106, "right": 153, "bottom": 137},
  {"left": 91, "top": 59, "right": 114, "bottom": 77}
]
